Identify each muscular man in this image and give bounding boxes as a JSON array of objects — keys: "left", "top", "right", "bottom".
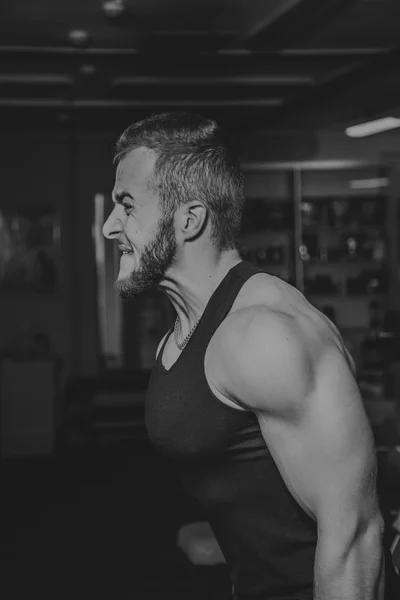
[{"left": 102, "top": 111, "right": 397, "bottom": 599}]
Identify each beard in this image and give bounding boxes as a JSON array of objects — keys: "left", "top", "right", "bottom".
[{"left": 115, "top": 211, "right": 178, "bottom": 301}]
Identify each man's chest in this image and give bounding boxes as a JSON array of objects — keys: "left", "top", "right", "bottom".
[{"left": 160, "top": 328, "right": 245, "bottom": 411}]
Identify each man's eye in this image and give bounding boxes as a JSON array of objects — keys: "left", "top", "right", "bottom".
[{"left": 122, "top": 203, "right": 133, "bottom": 213}]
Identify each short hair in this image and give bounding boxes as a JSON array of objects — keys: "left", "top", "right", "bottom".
[{"left": 114, "top": 111, "right": 245, "bottom": 253}]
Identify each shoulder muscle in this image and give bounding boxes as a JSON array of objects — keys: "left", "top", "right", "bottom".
[{"left": 219, "top": 307, "right": 314, "bottom": 414}]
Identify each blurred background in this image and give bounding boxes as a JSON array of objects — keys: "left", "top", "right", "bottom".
[{"left": 1, "top": 1, "right": 400, "bottom": 598}]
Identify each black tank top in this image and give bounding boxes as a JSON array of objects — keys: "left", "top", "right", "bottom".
[{"left": 145, "top": 261, "right": 318, "bottom": 599}]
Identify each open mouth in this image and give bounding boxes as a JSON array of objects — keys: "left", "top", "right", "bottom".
[{"left": 119, "top": 245, "right": 133, "bottom": 255}]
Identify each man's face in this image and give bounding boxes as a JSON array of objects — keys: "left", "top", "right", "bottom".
[{"left": 102, "top": 147, "right": 178, "bottom": 300}]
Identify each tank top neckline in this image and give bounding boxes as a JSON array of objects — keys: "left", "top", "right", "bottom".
[{"left": 158, "top": 260, "right": 245, "bottom": 375}]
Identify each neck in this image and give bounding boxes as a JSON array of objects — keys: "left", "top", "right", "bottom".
[{"left": 158, "top": 250, "right": 242, "bottom": 335}]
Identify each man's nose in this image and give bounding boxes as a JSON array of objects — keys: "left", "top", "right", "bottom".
[{"left": 102, "top": 208, "right": 122, "bottom": 240}]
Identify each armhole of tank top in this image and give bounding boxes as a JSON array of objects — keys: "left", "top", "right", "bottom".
[{"left": 155, "top": 328, "right": 173, "bottom": 361}]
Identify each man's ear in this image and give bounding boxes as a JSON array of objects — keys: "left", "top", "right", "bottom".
[{"left": 178, "top": 202, "right": 208, "bottom": 240}]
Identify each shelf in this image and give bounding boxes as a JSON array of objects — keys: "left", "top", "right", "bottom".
[
  {"left": 303, "top": 260, "right": 387, "bottom": 268},
  {"left": 339, "top": 326, "right": 371, "bottom": 333},
  {"left": 257, "top": 264, "right": 288, "bottom": 269},
  {"left": 302, "top": 225, "right": 385, "bottom": 234},
  {"left": 238, "top": 228, "right": 293, "bottom": 239}
]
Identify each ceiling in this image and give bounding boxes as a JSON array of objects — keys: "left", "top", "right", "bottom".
[{"left": 1, "top": 0, "right": 400, "bottom": 132}]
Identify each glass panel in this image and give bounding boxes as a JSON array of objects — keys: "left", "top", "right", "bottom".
[
  {"left": 240, "top": 171, "right": 295, "bottom": 284},
  {"left": 244, "top": 171, "right": 291, "bottom": 199},
  {"left": 301, "top": 167, "right": 388, "bottom": 198},
  {"left": 299, "top": 166, "right": 390, "bottom": 377}
]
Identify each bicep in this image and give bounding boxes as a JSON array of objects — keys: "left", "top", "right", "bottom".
[
  {"left": 224, "top": 311, "right": 380, "bottom": 532},
  {"left": 255, "top": 347, "right": 379, "bottom": 534}
]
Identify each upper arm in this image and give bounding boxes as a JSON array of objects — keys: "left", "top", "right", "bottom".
[{"left": 222, "top": 309, "right": 382, "bottom": 535}]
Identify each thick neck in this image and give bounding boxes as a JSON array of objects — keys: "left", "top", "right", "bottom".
[{"left": 158, "top": 252, "right": 242, "bottom": 338}]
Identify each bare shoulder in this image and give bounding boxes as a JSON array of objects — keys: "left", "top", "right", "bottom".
[
  {"left": 223, "top": 273, "right": 344, "bottom": 358},
  {"left": 214, "top": 275, "right": 355, "bottom": 412}
]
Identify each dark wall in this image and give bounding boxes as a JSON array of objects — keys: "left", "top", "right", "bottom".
[
  {"left": 0, "top": 128, "right": 116, "bottom": 388},
  {"left": 0, "top": 132, "right": 70, "bottom": 372}
]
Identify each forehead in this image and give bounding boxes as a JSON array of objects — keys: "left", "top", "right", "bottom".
[{"left": 115, "top": 146, "right": 157, "bottom": 191}]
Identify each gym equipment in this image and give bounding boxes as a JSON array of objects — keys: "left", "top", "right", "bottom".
[{"left": 176, "top": 522, "right": 226, "bottom": 566}]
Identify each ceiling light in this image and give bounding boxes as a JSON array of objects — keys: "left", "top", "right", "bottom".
[
  {"left": 0, "top": 74, "right": 72, "bottom": 85},
  {"left": 349, "top": 177, "right": 389, "bottom": 189},
  {"left": 80, "top": 64, "right": 97, "bottom": 76},
  {"left": 345, "top": 117, "right": 400, "bottom": 137},
  {"left": 112, "top": 75, "right": 314, "bottom": 86},
  {"left": 103, "top": 0, "right": 126, "bottom": 18},
  {"left": 68, "top": 29, "right": 91, "bottom": 48}
]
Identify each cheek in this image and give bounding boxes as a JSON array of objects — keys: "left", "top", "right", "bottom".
[
  {"left": 124, "top": 218, "right": 141, "bottom": 244},
  {"left": 125, "top": 208, "right": 162, "bottom": 246}
]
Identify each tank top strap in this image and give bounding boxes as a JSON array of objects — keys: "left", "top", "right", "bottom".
[
  {"left": 197, "top": 260, "right": 267, "bottom": 340},
  {"left": 158, "top": 325, "right": 174, "bottom": 359},
  {"left": 155, "top": 261, "right": 267, "bottom": 367}
]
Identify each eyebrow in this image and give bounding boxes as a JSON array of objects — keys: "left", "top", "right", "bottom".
[{"left": 112, "top": 191, "right": 134, "bottom": 204}]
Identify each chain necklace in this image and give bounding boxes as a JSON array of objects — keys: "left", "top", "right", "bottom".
[{"left": 174, "top": 316, "right": 200, "bottom": 351}]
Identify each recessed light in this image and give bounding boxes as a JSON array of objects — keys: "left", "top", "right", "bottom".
[
  {"left": 68, "top": 30, "right": 91, "bottom": 48},
  {"left": 103, "top": 0, "right": 126, "bottom": 18},
  {"left": 80, "top": 64, "right": 97, "bottom": 76}
]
